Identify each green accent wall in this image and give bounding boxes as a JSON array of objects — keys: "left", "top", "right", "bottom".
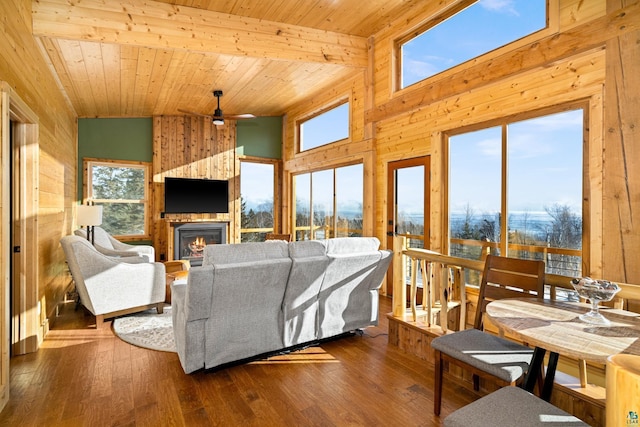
[
  {"left": 77, "top": 116, "right": 283, "bottom": 199},
  {"left": 237, "top": 116, "right": 282, "bottom": 159},
  {"left": 77, "top": 117, "right": 153, "bottom": 201}
]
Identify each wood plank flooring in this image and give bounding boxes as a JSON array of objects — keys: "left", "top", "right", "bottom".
[{"left": 0, "top": 296, "right": 480, "bottom": 426}]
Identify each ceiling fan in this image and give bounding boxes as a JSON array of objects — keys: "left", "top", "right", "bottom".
[{"left": 179, "top": 90, "right": 255, "bottom": 125}]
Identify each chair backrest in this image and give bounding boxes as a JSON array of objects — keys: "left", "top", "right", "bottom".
[
  {"left": 92, "top": 226, "right": 116, "bottom": 249},
  {"left": 265, "top": 233, "right": 292, "bottom": 242},
  {"left": 474, "top": 254, "right": 545, "bottom": 330}
]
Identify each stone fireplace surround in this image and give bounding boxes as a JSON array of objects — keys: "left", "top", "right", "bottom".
[{"left": 174, "top": 222, "right": 227, "bottom": 266}]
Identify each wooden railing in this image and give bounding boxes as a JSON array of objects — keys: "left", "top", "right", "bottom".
[
  {"left": 392, "top": 235, "right": 640, "bottom": 332},
  {"left": 392, "top": 236, "right": 484, "bottom": 333}
]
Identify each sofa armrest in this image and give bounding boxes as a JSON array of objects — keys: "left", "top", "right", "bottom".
[
  {"left": 182, "top": 266, "right": 214, "bottom": 321},
  {"left": 94, "top": 244, "right": 141, "bottom": 258}
]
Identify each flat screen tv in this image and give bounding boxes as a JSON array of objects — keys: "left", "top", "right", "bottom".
[{"left": 164, "top": 177, "right": 229, "bottom": 214}]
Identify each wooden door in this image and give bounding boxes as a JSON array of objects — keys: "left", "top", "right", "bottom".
[{"left": 385, "top": 157, "right": 430, "bottom": 296}]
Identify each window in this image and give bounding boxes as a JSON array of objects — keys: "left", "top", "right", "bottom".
[
  {"left": 300, "top": 101, "right": 349, "bottom": 151},
  {"left": 240, "top": 160, "right": 276, "bottom": 242},
  {"left": 400, "top": 0, "right": 547, "bottom": 89},
  {"left": 448, "top": 108, "right": 584, "bottom": 277},
  {"left": 294, "top": 163, "right": 363, "bottom": 240},
  {"left": 85, "top": 159, "right": 150, "bottom": 238}
]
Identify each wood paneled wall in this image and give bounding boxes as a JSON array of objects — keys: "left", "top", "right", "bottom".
[
  {"left": 602, "top": 0, "right": 640, "bottom": 283},
  {"left": 281, "top": 70, "right": 376, "bottom": 236},
  {"left": 151, "top": 116, "right": 240, "bottom": 261},
  {"left": 0, "top": 0, "right": 77, "bottom": 342}
]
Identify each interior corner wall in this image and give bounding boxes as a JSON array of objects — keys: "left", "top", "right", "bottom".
[
  {"left": 77, "top": 117, "right": 153, "bottom": 201},
  {"left": 237, "top": 116, "right": 283, "bottom": 159}
]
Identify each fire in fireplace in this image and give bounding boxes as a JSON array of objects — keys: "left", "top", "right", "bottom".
[{"left": 174, "top": 223, "right": 227, "bottom": 266}]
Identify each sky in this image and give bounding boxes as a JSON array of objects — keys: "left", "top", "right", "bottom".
[{"left": 449, "top": 109, "right": 584, "bottom": 216}]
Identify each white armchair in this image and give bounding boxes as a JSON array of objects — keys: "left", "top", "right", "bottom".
[
  {"left": 61, "top": 235, "right": 166, "bottom": 328},
  {"left": 74, "top": 226, "right": 155, "bottom": 262}
]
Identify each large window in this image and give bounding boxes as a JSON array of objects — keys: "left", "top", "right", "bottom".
[
  {"left": 448, "top": 108, "right": 584, "bottom": 277},
  {"left": 299, "top": 101, "right": 349, "bottom": 151},
  {"left": 85, "top": 159, "right": 150, "bottom": 238},
  {"left": 240, "top": 160, "right": 276, "bottom": 242},
  {"left": 294, "top": 163, "right": 363, "bottom": 240},
  {"left": 400, "top": 0, "right": 546, "bottom": 89}
]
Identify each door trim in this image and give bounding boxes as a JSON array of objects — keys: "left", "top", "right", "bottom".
[
  {"left": 0, "top": 81, "right": 40, "bottom": 411},
  {"left": 385, "top": 156, "right": 430, "bottom": 295}
]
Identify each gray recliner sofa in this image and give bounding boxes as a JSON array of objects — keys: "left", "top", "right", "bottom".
[{"left": 171, "top": 237, "right": 392, "bottom": 374}]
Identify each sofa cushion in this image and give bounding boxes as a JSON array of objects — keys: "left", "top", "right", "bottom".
[
  {"left": 204, "top": 256, "right": 292, "bottom": 368},
  {"left": 288, "top": 240, "right": 327, "bottom": 258},
  {"left": 203, "top": 240, "right": 289, "bottom": 265},
  {"left": 324, "top": 237, "right": 380, "bottom": 254},
  {"left": 283, "top": 240, "right": 330, "bottom": 347}
]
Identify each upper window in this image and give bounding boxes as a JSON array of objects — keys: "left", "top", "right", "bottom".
[
  {"left": 448, "top": 108, "right": 584, "bottom": 278},
  {"left": 400, "top": 0, "right": 547, "bottom": 89},
  {"left": 85, "top": 159, "right": 151, "bottom": 239},
  {"left": 300, "top": 101, "right": 349, "bottom": 151}
]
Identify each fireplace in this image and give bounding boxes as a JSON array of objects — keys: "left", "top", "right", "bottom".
[{"left": 174, "top": 222, "right": 227, "bottom": 266}]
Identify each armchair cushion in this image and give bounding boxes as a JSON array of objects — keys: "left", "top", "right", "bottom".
[{"left": 74, "top": 226, "right": 155, "bottom": 262}]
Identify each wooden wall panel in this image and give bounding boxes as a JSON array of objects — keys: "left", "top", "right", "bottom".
[
  {"left": 152, "top": 116, "right": 239, "bottom": 261},
  {"left": 281, "top": 72, "right": 375, "bottom": 236},
  {"left": 0, "top": 0, "right": 77, "bottom": 348},
  {"left": 602, "top": 0, "right": 640, "bottom": 283},
  {"left": 363, "top": 0, "right": 640, "bottom": 285},
  {"left": 374, "top": 48, "right": 605, "bottom": 254}
]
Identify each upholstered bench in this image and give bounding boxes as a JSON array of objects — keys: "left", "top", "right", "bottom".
[{"left": 444, "top": 386, "right": 589, "bottom": 427}]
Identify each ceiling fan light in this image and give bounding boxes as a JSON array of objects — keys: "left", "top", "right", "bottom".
[{"left": 212, "top": 107, "right": 224, "bottom": 125}]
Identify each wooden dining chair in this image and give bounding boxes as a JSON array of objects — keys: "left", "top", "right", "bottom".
[
  {"left": 265, "top": 233, "right": 292, "bottom": 242},
  {"left": 431, "top": 254, "right": 545, "bottom": 416},
  {"left": 443, "top": 386, "right": 589, "bottom": 426}
]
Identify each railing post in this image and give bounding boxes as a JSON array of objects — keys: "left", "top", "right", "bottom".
[{"left": 392, "top": 235, "right": 408, "bottom": 318}]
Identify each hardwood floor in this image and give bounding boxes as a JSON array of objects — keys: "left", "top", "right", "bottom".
[{"left": 0, "top": 296, "right": 479, "bottom": 426}]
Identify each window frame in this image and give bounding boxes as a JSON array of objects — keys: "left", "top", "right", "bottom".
[
  {"left": 297, "top": 98, "right": 351, "bottom": 153},
  {"left": 239, "top": 156, "right": 281, "bottom": 241},
  {"left": 83, "top": 158, "right": 152, "bottom": 241},
  {"left": 444, "top": 101, "right": 589, "bottom": 275},
  {"left": 394, "top": 0, "right": 557, "bottom": 93},
  {"left": 292, "top": 161, "right": 364, "bottom": 241}
]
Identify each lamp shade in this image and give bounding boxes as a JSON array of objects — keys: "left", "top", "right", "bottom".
[{"left": 77, "top": 205, "right": 103, "bottom": 226}]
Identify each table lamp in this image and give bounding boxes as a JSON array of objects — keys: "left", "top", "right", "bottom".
[{"left": 77, "top": 205, "right": 103, "bottom": 245}]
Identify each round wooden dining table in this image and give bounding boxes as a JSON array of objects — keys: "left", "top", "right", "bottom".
[{"left": 485, "top": 298, "right": 640, "bottom": 400}]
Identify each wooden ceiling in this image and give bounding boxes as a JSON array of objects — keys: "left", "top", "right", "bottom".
[{"left": 32, "top": 0, "right": 427, "bottom": 119}]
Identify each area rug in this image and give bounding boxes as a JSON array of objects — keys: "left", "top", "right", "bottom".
[{"left": 112, "top": 305, "right": 176, "bottom": 352}]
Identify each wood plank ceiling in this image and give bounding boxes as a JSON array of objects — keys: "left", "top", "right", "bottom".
[{"left": 32, "top": 0, "right": 427, "bottom": 119}]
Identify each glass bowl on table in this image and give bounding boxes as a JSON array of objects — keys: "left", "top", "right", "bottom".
[{"left": 571, "top": 277, "right": 621, "bottom": 325}]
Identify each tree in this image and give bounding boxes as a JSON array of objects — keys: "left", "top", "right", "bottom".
[
  {"left": 543, "top": 203, "right": 582, "bottom": 276},
  {"left": 544, "top": 204, "right": 582, "bottom": 249},
  {"left": 91, "top": 165, "right": 145, "bottom": 235}
]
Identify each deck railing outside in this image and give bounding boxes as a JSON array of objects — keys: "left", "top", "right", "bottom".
[{"left": 396, "top": 234, "right": 582, "bottom": 288}]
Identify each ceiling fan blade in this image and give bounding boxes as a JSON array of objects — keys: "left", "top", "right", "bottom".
[
  {"left": 178, "top": 108, "right": 210, "bottom": 117},
  {"left": 225, "top": 114, "right": 256, "bottom": 120}
]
